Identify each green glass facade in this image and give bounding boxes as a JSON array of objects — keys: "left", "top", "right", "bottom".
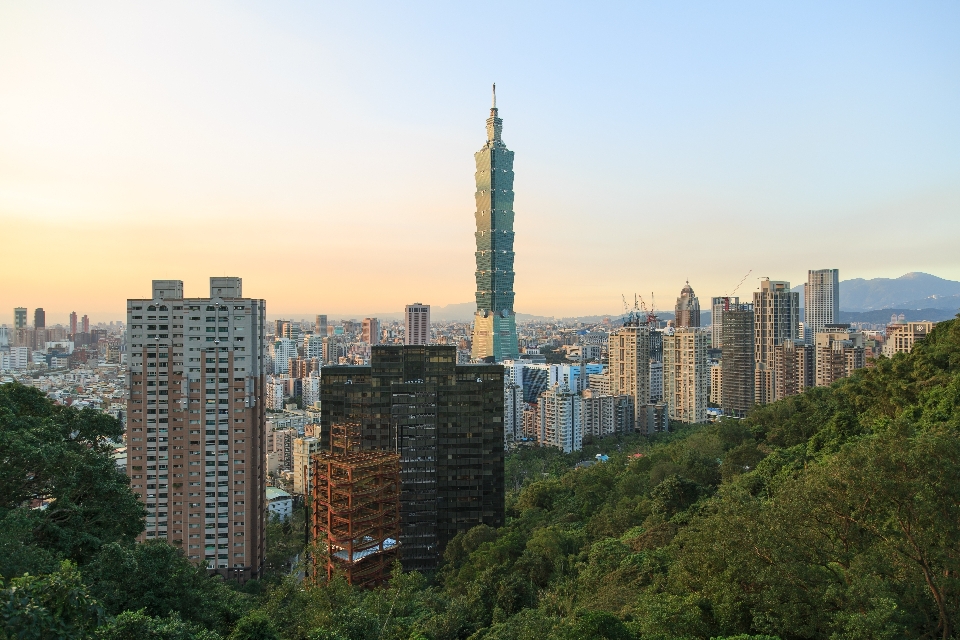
[{"left": 471, "top": 91, "right": 519, "bottom": 362}]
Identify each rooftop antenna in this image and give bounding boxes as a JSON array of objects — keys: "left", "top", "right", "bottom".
[{"left": 492, "top": 83, "right": 496, "bottom": 109}]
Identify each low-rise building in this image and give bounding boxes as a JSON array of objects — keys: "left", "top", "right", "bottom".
[{"left": 266, "top": 486, "right": 294, "bottom": 521}]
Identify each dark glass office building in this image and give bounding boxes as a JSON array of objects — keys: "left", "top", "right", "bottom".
[{"left": 320, "top": 345, "right": 505, "bottom": 572}]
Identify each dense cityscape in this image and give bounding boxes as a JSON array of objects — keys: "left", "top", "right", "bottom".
[{"left": 3, "top": 5, "right": 960, "bottom": 638}]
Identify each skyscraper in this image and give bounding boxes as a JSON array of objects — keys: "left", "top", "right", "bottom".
[
  {"left": 753, "top": 279, "right": 800, "bottom": 406},
  {"left": 608, "top": 322, "right": 657, "bottom": 434},
  {"left": 81, "top": 315, "right": 90, "bottom": 334},
  {"left": 674, "top": 282, "right": 701, "bottom": 328},
  {"left": 14, "top": 308, "right": 27, "bottom": 330},
  {"left": 69, "top": 311, "right": 78, "bottom": 336},
  {"left": 319, "top": 345, "right": 504, "bottom": 572},
  {"left": 404, "top": 304, "right": 430, "bottom": 345},
  {"left": 662, "top": 327, "right": 709, "bottom": 424},
  {"left": 710, "top": 296, "right": 740, "bottom": 349},
  {"left": 125, "top": 277, "right": 266, "bottom": 580},
  {"left": 34, "top": 308, "right": 45, "bottom": 329},
  {"left": 315, "top": 315, "right": 328, "bottom": 337},
  {"left": 805, "top": 269, "right": 839, "bottom": 344},
  {"left": 721, "top": 304, "right": 755, "bottom": 417},
  {"left": 471, "top": 85, "right": 519, "bottom": 362}
]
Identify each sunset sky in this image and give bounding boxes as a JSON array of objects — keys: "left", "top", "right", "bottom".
[{"left": 2, "top": 2, "right": 959, "bottom": 324}]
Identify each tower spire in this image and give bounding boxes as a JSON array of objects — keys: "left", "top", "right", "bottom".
[{"left": 492, "top": 83, "right": 496, "bottom": 109}]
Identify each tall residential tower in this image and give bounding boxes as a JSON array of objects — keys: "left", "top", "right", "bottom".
[
  {"left": 805, "top": 269, "right": 839, "bottom": 344},
  {"left": 471, "top": 85, "right": 519, "bottom": 362},
  {"left": 125, "top": 277, "right": 266, "bottom": 580}
]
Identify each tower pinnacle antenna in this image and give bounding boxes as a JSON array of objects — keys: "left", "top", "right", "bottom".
[{"left": 492, "top": 83, "right": 496, "bottom": 109}]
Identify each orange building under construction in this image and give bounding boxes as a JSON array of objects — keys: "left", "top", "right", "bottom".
[{"left": 311, "top": 423, "right": 400, "bottom": 588}]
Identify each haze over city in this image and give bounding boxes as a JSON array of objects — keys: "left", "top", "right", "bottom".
[{"left": 2, "top": 2, "right": 959, "bottom": 322}]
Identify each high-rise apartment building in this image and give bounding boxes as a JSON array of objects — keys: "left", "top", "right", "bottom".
[
  {"left": 674, "top": 282, "right": 701, "bottom": 328},
  {"left": 471, "top": 86, "right": 520, "bottom": 362},
  {"left": 721, "top": 304, "right": 755, "bottom": 417},
  {"left": 816, "top": 326, "right": 865, "bottom": 387},
  {"left": 710, "top": 296, "right": 740, "bottom": 349},
  {"left": 608, "top": 322, "right": 657, "bottom": 434},
  {"left": 772, "top": 340, "right": 815, "bottom": 401},
  {"left": 662, "top": 328, "right": 708, "bottom": 424},
  {"left": 303, "top": 333, "right": 324, "bottom": 360},
  {"left": 753, "top": 279, "right": 800, "bottom": 406},
  {"left": 538, "top": 383, "right": 582, "bottom": 453},
  {"left": 319, "top": 345, "right": 504, "bottom": 572},
  {"left": 69, "top": 311, "right": 78, "bottom": 336},
  {"left": 362, "top": 318, "right": 380, "bottom": 345},
  {"left": 315, "top": 315, "right": 328, "bottom": 337},
  {"left": 125, "top": 277, "right": 266, "bottom": 580},
  {"left": 805, "top": 269, "right": 839, "bottom": 344},
  {"left": 581, "top": 389, "right": 633, "bottom": 439},
  {"left": 81, "top": 315, "right": 90, "bottom": 334},
  {"left": 292, "top": 436, "right": 321, "bottom": 496},
  {"left": 404, "top": 304, "right": 430, "bottom": 346},
  {"left": 271, "top": 338, "right": 297, "bottom": 374},
  {"left": 33, "top": 308, "right": 45, "bottom": 329},
  {"left": 710, "top": 362, "right": 723, "bottom": 405},
  {"left": 504, "top": 382, "right": 522, "bottom": 446},
  {"left": 14, "top": 307, "right": 27, "bottom": 330}
]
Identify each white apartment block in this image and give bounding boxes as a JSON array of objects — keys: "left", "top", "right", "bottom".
[
  {"left": 538, "top": 383, "right": 582, "bottom": 453},
  {"left": 805, "top": 269, "right": 839, "bottom": 345},
  {"left": 271, "top": 338, "right": 297, "bottom": 375}
]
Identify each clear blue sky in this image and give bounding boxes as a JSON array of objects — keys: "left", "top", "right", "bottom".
[{"left": 1, "top": 1, "right": 958, "bottom": 320}]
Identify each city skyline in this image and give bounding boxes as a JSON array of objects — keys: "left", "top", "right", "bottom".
[{"left": 2, "top": 3, "right": 959, "bottom": 321}]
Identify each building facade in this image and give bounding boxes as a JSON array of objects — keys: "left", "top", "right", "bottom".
[
  {"left": 404, "top": 304, "right": 430, "bottom": 346},
  {"left": 674, "top": 282, "right": 701, "bottom": 328},
  {"left": 883, "top": 321, "right": 934, "bottom": 357},
  {"left": 805, "top": 269, "right": 839, "bottom": 344},
  {"left": 581, "top": 389, "right": 633, "bottom": 439},
  {"left": 753, "top": 279, "right": 800, "bottom": 406},
  {"left": 815, "top": 327, "right": 866, "bottom": 387},
  {"left": 538, "top": 383, "right": 582, "bottom": 453},
  {"left": 711, "top": 296, "right": 740, "bottom": 349},
  {"left": 772, "top": 340, "right": 815, "bottom": 401},
  {"left": 663, "top": 328, "right": 708, "bottom": 424},
  {"left": 608, "top": 322, "right": 654, "bottom": 433},
  {"left": 362, "top": 317, "right": 381, "bottom": 345},
  {"left": 721, "top": 304, "right": 755, "bottom": 417},
  {"left": 125, "top": 277, "right": 266, "bottom": 580},
  {"left": 319, "top": 345, "right": 504, "bottom": 572},
  {"left": 471, "top": 86, "right": 520, "bottom": 362}
]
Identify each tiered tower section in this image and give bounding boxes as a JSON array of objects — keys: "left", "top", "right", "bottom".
[{"left": 472, "top": 85, "right": 519, "bottom": 362}]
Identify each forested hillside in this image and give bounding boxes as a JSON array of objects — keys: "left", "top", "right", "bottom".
[{"left": 3, "top": 316, "right": 960, "bottom": 639}]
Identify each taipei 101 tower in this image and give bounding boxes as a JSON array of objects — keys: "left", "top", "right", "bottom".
[{"left": 471, "top": 84, "right": 519, "bottom": 362}]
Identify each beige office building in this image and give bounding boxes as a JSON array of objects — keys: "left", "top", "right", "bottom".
[
  {"left": 404, "top": 303, "right": 430, "bottom": 345},
  {"left": 663, "top": 328, "right": 708, "bottom": 424},
  {"left": 883, "top": 321, "right": 934, "bottom": 357},
  {"left": 126, "top": 277, "right": 266, "bottom": 580}
]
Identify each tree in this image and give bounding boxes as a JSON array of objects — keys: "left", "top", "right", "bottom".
[
  {"left": 0, "top": 383, "right": 144, "bottom": 577},
  {"left": 0, "top": 561, "right": 105, "bottom": 640}
]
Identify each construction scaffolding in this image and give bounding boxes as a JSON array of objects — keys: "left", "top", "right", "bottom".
[{"left": 312, "top": 423, "right": 400, "bottom": 588}]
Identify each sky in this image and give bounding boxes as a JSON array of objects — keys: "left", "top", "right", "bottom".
[{"left": 1, "top": 2, "right": 959, "bottom": 323}]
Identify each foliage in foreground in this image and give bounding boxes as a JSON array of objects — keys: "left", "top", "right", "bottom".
[{"left": 4, "top": 316, "right": 960, "bottom": 638}]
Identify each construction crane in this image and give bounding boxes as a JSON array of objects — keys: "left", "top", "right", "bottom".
[
  {"left": 729, "top": 269, "right": 752, "bottom": 297},
  {"left": 647, "top": 291, "right": 658, "bottom": 327}
]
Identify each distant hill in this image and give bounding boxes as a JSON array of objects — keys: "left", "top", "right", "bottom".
[{"left": 792, "top": 272, "right": 960, "bottom": 312}]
